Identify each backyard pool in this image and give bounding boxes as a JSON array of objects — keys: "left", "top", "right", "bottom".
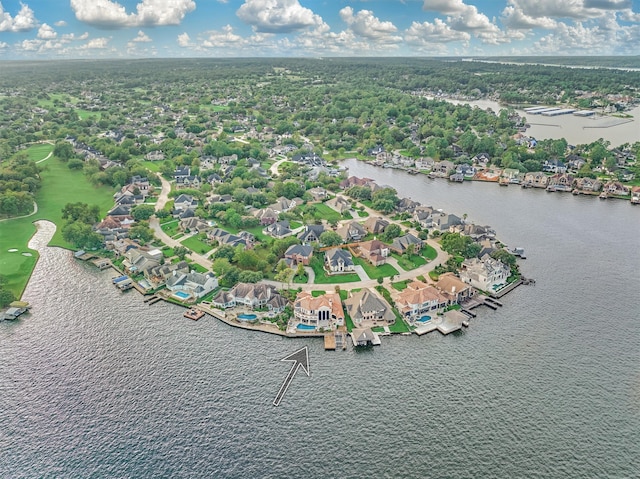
[
  {"left": 296, "top": 324, "right": 316, "bottom": 331},
  {"left": 173, "top": 291, "right": 191, "bottom": 300},
  {"left": 417, "top": 315, "right": 431, "bottom": 323},
  {"left": 238, "top": 313, "right": 257, "bottom": 321}
]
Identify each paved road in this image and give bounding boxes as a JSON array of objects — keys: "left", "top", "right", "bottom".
[
  {"left": 150, "top": 176, "right": 213, "bottom": 270},
  {"left": 269, "top": 157, "right": 289, "bottom": 176}
]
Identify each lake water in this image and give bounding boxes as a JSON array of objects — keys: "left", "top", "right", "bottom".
[
  {"left": 1, "top": 166, "right": 640, "bottom": 478},
  {"left": 436, "top": 96, "right": 640, "bottom": 146}
]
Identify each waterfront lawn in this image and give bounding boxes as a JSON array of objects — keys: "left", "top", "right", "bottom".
[
  {"left": 180, "top": 234, "right": 212, "bottom": 254},
  {"left": 344, "top": 311, "right": 355, "bottom": 332},
  {"left": 388, "top": 316, "right": 411, "bottom": 333},
  {"left": 392, "top": 252, "right": 426, "bottom": 271},
  {"left": 160, "top": 219, "right": 180, "bottom": 237},
  {"left": 0, "top": 153, "right": 114, "bottom": 297},
  {"left": 313, "top": 203, "right": 342, "bottom": 223},
  {"left": 310, "top": 257, "right": 360, "bottom": 284},
  {"left": 353, "top": 257, "right": 398, "bottom": 279}
]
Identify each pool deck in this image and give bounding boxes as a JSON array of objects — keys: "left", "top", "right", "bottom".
[{"left": 414, "top": 310, "right": 466, "bottom": 336}]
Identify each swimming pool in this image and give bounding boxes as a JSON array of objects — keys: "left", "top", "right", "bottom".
[
  {"left": 417, "top": 315, "right": 431, "bottom": 323},
  {"left": 173, "top": 291, "right": 191, "bottom": 300},
  {"left": 238, "top": 313, "right": 257, "bottom": 321},
  {"left": 296, "top": 323, "right": 316, "bottom": 331}
]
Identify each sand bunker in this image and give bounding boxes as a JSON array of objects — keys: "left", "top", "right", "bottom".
[
  {"left": 8, "top": 248, "right": 18, "bottom": 252},
  {"left": 21, "top": 252, "right": 33, "bottom": 256}
]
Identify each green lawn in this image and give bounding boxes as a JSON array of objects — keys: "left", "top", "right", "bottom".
[
  {"left": 353, "top": 257, "right": 398, "bottom": 279},
  {"left": 310, "top": 257, "right": 360, "bottom": 284},
  {"left": 388, "top": 318, "right": 411, "bottom": 333},
  {"left": 22, "top": 143, "right": 53, "bottom": 162},
  {"left": 160, "top": 219, "right": 180, "bottom": 237},
  {"left": 311, "top": 290, "right": 325, "bottom": 297},
  {"left": 77, "top": 109, "right": 102, "bottom": 120},
  {"left": 423, "top": 244, "right": 438, "bottom": 261},
  {"left": 140, "top": 160, "right": 162, "bottom": 172},
  {"left": 0, "top": 151, "right": 115, "bottom": 297},
  {"left": 392, "top": 252, "right": 427, "bottom": 271},
  {"left": 313, "top": 203, "right": 342, "bottom": 223},
  {"left": 391, "top": 280, "right": 409, "bottom": 291},
  {"left": 180, "top": 234, "right": 212, "bottom": 254}
]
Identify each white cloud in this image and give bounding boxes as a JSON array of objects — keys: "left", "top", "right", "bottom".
[
  {"left": 507, "top": 0, "right": 635, "bottom": 21},
  {"left": 201, "top": 25, "right": 244, "bottom": 48},
  {"left": 0, "top": 1, "right": 37, "bottom": 32},
  {"left": 0, "top": 41, "right": 7, "bottom": 48},
  {"left": 405, "top": 18, "right": 471, "bottom": 48},
  {"left": 70, "top": 0, "right": 195, "bottom": 29},
  {"left": 422, "top": 0, "right": 467, "bottom": 15},
  {"left": 501, "top": 5, "right": 557, "bottom": 30},
  {"left": 236, "top": 0, "right": 322, "bottom": 33},
  {"left": 339, "top": 7, "right": 401, "bottom": 44},
  {"left": 37, "top": 24, "right": 57, "bottom": 40},
  {"left": 82, "top": 37, "right": 111, "bottom": 49},
  {"left": 177, "top": 32, "right": 192, "bottom": 47},
  {"left": 132, "top": 30, "right": 151, "bottom": 42},
  {"left": 54, "top": 20, "right": 67, "bottom": 27}
]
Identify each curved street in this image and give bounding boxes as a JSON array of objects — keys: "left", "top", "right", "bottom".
[{"left": 150, "top": 176, "right": 448, "bottom": 291}]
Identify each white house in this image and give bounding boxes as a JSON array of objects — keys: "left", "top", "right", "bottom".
[
  {"left": 459, "top": 254, "right": 510, "bottom": 292},
  {"left": 166, "top": 271, "right": 218, "bottom": 299}
]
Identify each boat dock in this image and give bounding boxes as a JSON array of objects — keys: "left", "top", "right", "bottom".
[
  {"left": 144, "top": 295, "right": 163, "bottom": 305},
  {"left": 112, "top": 275, "right": 133, "bottom": 291},
  {"left": 184, "top": 308, "right": 205, "bottom": 320},
  {"left": 91, "top": 258, "right": 112, "bottom": 270},
  {"left": 324, "top": 333, "right": 336, "bottom": 350}
]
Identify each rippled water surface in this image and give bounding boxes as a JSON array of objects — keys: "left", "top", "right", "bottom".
[{"left": 1, "top": 167, "right": 639, "bottom": 478}]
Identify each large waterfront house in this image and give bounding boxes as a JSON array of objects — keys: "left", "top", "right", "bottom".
[
  {"left": 435, "top": 273, "right": 475, "bottom": 303},
  {"left": 603, "top": 181, "right": 630, "bottom": 196},
  {"left": 324, "top": 248, "right": 355, "bottom": 273},
  {"left": 212, "top": 283, "right": 287, "bottom": 312},
  {"left": 293, "top": 291, "right": 344, "bottom": 330},
  {"left": 459, "top": 254, "right": 510, "bottom": 292},
  {"left": 574, "top": 177, "right": 603, "bottom": 192},
  {"left": 547, "top": 173, "right": 574, "bottom": 191},
  {"left": 145, "top": 261, "right": 190, "bottom": 287},
  {"left": 523, "top": 172, "right": 549, "bottom": 188},
  {"left": 166, "top": 271, "right": 218, "bottom": 299},
  {"left": 431, "top": 213, "right": 462, "bottom": 232},
  {"left": 343, "top": 288, "right": 395, "bottom": 327},
  {"left": 394, "top": 281, "right": 449, "bottom": 318},
  {"left": 123, "top": 248, "right": 162, "bottom": 275}
]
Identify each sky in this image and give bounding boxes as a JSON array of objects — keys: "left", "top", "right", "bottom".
[{"left": 1, "top": 0, "right": 640, "bottom": 59}]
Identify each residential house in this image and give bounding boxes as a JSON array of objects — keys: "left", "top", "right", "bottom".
[
  {"left": 630, "top": 186, "right": 640, "bottom": 204},
  {"left": 460, "top": 254, "right": 510, "bottom": 292},
  {"left": 324, "top": 248, "right": 355, "bottom": 273},
  {"left": 263, "top": 220, "right": 292, "bottom": 239},
  {"left": 603, "top": 181, "right": 630, "bottom": 196},
  {"left": 363, "top": 216, "right": 389, "bottom": 235},
  {"left": 523, "top": 172, "right": 549, "bottom": 188},
  {"left": 390, "top": 234, "right": 423, "bottom": 255},
  {"left": 574, "top": 177, "right": 602, "bottom": 192},
  {"left": 123, "top": 248, "right": 162, "bottom": 275},
  {"left": 501, "top": 168, "right": 522, "bottom": 183},
  {"left": 94, "top": 216, "right": 134, "bottom": 243},
  {"left": 394, "top": 281, "right": 449, "bottom": 319},
  {"left": 293, "top": 292, "right": 344, "bottom": 330},
  {"left": 166, "top": 271, "right": 218, "bottom": 299},
  {"left": 173, "top": 194, "right": 198, "bottom": 212},
  {"left": 208, "top": 228, "right": 248, "bottom": 248},
  {"left": 396, "top": 197, "right": 421, "bottom": 213},
  {"left": 174, "top": 166, "right": 191, "bottom": 182},
  {"left": 269, "top": 196, "right": 297, "bottom": 214},
  {"left": 415, "top": 157, "right": 435, "bottom": 171},
  {"left": 106, "top": 204, "right": 132, "bottom": 219},
  {"left": 307, "top": 187, "right": 328, "bottom": 202},
  {"left": 176, "top": 175, "right": 201, "bottom": 189},
  {"left": 543, "top": 159, "right": 567, "bottom": 173},
  {"left": 413, "top": 206, "right": 435, "bottom": 229},
  {"left": 145, "top": 261, "right": 190, "bottom": 286},
  {"left": 298, "top": 224, "right": 325, "bottom": 244},
  {"left": 284, "top": 244, "right": 313, "bottom": 266},
  {"left": 547, "top": 173, "right": 575, "bottom": 191},
  {"left": 431, "top": 213, "right": 462, "bottom": 232},
  {"left": 431, "top": 160, "right": 455, "bottom": 176},
  {"left": 336, "top": 221, "right": 366, "bottom": 242},
  {"left": 254, "top": 207, "right": 279, "bottom": 226},
  {"left": 179, "top": 217, "right": 209, "bottom": 234},
  {"left": 327, "top": 195, "right": 351, "bottom": 214},
  {"left": 212, "top": 283, "right": 287, "bottom": 311},
  {"left": 351, "top": 328, "right": 376, "bottom": 346},
  {"left": 435, "top": 272, "right": 475, "bottom": 303},
  {"left": 356, "top": 239, "right": 389, "bottom": 266},
  {"left": 343, "top": 288, "right": 395, "bottom": 328}
]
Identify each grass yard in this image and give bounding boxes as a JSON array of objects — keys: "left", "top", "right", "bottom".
[
  {"left": 388, "top": 317, "right": 412, "bottom": 333},
  {"left": 0, "top": 151, "right": 115, "bottom": 297},
  {"left": 391, "top": 280, "right": 410, "bottom": 291},
  {"left": 180, "top": 234, "right": 212, "bottom": 254},
  {"left": 310, "top": 257, "right": 360, "bottom": 284},
  {"left": 160, "top": 219, "right": 180, "bottom": 237},
  {"left": 311, "top": 290, "right": 325, "bottom": 297},
  {"left": 313, "top": 203, "right": 342, "bottom": 223},
  {"left": 23, "top": 143, "right": 53, "bottom": 162},
  {"left": 353, "top": 257, "right": 398, "bottom": 279},
  {"left": 392, "top": 252, "right": 427, "bottom": 271},
  {"left": 423, "top": 244, "right": 438, "bottom": 261},
  {"left": 140, "top": 160, "right": 162, "bottom": 172},
  {"left": 77, "top": 109, "right": 102, "bottom": 120}
]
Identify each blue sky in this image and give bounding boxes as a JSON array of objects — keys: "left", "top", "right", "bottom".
[{"left": 1, "top": 0, "right": 640, "bottom": 59}]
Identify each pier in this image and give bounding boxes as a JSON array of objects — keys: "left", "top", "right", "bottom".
[{"left": 324, "top": 333, "right": 336, "bottom": 350}]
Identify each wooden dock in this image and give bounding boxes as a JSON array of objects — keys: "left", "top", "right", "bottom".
[
  {"left": 184, "top": 308, "right": 205, "bottom": 321},
  {"left": 324, "top": 333, "right": 336, "bottom": 350}
]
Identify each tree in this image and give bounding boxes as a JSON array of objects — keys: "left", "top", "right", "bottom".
[
  {"left": 319, "top": 230, "right": 343, "bottom": 247},
  {"left": 382, "top": 224, "right": 401, "bottom": 242},
  {"left": 53, "top": 141, "right": 74, "bottom": 161},
  {"left": 129, "top": 224, "right": 155, "bottom": 243},
  {"left": 61, "top": 202, "right": 100, "bottom": 224},
  {"left": 62, "top": 222, "right": 103, "bottom": 249},
  {"left": 173, "top": 246, "right": 190, "bottom": 260},
  {"left": 131, "top": 204, "right": 156, "bottom": 221}
]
